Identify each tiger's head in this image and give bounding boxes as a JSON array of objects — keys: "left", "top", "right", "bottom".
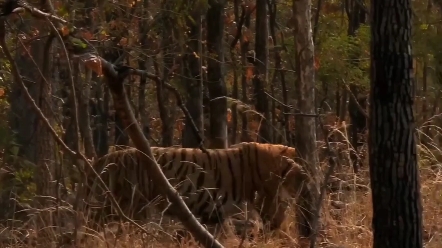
[
  {"left": 231, "top": 142, "right": 308, "bottom": 192},
  {"left": 232, "top": 142, "right": 309, "bottom": 231}
]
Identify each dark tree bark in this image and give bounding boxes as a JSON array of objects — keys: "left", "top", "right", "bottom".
[
  {"left": 206, "top": 0, "right": 228, "bottom": 148},
  {"left": 253, "top": 0, "right": 271, "bottom": 143},
  {"left": 182, "top": 11, "right": 204, "bottom": 148},
  {"left": 345, "top": 0, "right": 367, "bottom": 173},
  {"left": 36, "top": 35, "right": 58, "bottom": 226},
  {"left": 137, "top": 0, "right": 152, "bottom": 140},
  {"left": 75, "top": 64, "right": 96, "bottom": 159},
  {"left": 268, "top": 0, "right": 291, "bottom": 145},
  {"left": 230, "top": 0, "right": 241, "bottom": 145},
  {"left": 240, "top": 8, "right": 252, "bottom": 142},
  {"left": 369, "top": 0, "right": 424, "bottom": 247},
  {"left": 92, "top": 85, "right": 110, "bottom": 157},
  {"left": 157, "top": 0, "right": 177, "bottom": 147},
  {"left": 8, "top": 19, "right": 40, "bottom": 164}
]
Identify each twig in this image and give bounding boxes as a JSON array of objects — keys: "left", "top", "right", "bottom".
[
  {"left": 0, "top": 0, "right": 68, "bottom": 24},
  {"left": 342, "top": 79, "right": 369, "bottom": 119},
  {"left": 230, "top": 4, "right": 250, "bottom": 50}
]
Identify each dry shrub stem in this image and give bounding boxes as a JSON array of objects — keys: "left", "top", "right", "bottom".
[{"left": 309, "top": 114, "right": 340, "bottom": 248}]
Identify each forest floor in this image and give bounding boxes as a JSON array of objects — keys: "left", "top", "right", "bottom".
[{"left": 0, "top": 153, "right": 441, "bottom": 248}]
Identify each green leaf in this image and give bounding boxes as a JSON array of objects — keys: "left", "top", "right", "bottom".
[{"left": 419, "top": 24, "right": 429, "bottom": 30}]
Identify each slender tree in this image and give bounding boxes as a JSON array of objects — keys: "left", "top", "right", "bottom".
[
  {"left": 292, "top": 0, "right": 320, "bottom": 238},
  {"left": 254, "top": 0, "right": 271, "bottom": 143},
  {"left": 369, "top": 0, "right": 423, "bottom": 247},
  {"left": 206, "top": 0, "right": 228, "bottom": 148}
]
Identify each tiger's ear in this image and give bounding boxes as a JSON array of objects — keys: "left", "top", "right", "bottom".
[{"left": 278, "top": 146, "right": 291, "bottom": 156}]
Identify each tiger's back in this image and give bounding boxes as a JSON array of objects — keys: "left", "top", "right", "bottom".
[{"left": 85, "top": 146, "right": 257, "bottom": 226}]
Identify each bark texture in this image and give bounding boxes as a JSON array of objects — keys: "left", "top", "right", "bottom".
[
  {"left": 292, "top": 0, "right": 320, "bottom": 237},
  {"left": 206, "top": 0, "right": 228, "bottom": 148},
  {"left": 253, "top": 0, "right": 271, "bottom": 143},
  {"left": 182, "top": 12, "right": 204, "bottom": 148},
  {"left": 369, "top": 0, "right": 423, "bottom": 247}
]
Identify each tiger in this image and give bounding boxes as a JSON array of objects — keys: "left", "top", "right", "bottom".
[{"left": 82, "top": 142, "right": 308, "bottom": 238}]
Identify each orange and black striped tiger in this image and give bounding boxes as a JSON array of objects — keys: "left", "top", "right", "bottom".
[{"left": 83, "top": 142, "right": 307, "bottom": 235}]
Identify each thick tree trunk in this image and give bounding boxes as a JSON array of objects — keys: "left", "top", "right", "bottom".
[
  {"left": 206, "top": 0, "right": 228, "bottom": 148},
  {"left": 292, "top": 0, "right": 320, "bottom": 237},
  {"left": 369, "top": 0, "right": 424, "bottom": 247}
]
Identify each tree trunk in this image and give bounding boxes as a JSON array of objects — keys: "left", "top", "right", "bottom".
[
  {"left": 206, "top": 0, "right": 228, "bottom": 148},
  {"left": 182, "top": 12, "right": 204, "bottom": 148},
  {"left": 268, "top": 0, "right": 291, "bottom": 145},
  {"left": 253, "top": 0, "right": 271, "bottom": 143},
  {"left": 292, "top": 0, "right": 320, "bottom": 237},
  {"left": 35, "top": 32, "right": 57, "bottom": 227},
  {"left": 8, "top": 20, "right": 39, "bottom": 164},
  {"left": 369, "top": 0, "right": 424, "bottom": 247},
  {"left": 138, "top": 0, "right": 152, "bottom": 140},
  {"left": 92, "top": 84, "right": 110, "bottom": 157},
  {"left": 76, "top": 64, "right": 96, "bottom": 159},
  {"left": 345, "top": 0, "right": 367, "bottom": 173},
  {"left": 158, "top": 0, "right": 177, "bottom": 147},
  {"left": 240, "top": 12, "right": 252, "bottom": 142}
]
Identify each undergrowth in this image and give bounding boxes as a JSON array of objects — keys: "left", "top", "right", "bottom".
[{"left": 0, "top": 132, "right": 441, "bottom": 248}]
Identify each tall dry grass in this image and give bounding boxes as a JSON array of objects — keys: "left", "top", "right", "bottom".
[{"left": 0, "top": 128, "right": 441, "bottom": 248}]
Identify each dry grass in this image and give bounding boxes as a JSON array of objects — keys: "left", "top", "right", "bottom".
[{"left": 0, "top": 146, "right": 441, "bottom": 248}]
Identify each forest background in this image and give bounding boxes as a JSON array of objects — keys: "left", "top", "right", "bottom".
[{"left": 0, "top": 0, "right": 440, "bottom": 247}]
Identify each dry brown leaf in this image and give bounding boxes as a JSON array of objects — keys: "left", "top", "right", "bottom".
[
  {"left": 314, "top": 56, "right": 320, "bottom": 70},
  {"left": 79, "top": 54, "right": 103, "bottom": 76},
  {"left": 0, "top": 88, "right": 5, "bottom": 97},
  {"left": 119, "top": 37, "right": 128, "bottom": 47},
  {"left": 246, "top": 65, "right": 254, "bottom": 81},
  {"left": 243, "top": 28, "right": 253, "bottom": 42},
  {"left": 60, "top": 26, "right": 70, "bottom": 36},
  {"left": 227, "top": 108, "right": 232, "bottom": 124},
  {"left": 176, "top": 119, "right": 184, "bottom": 133},
  {"left": 81, "top": 31, "right": 94, "bottom": 41}
]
